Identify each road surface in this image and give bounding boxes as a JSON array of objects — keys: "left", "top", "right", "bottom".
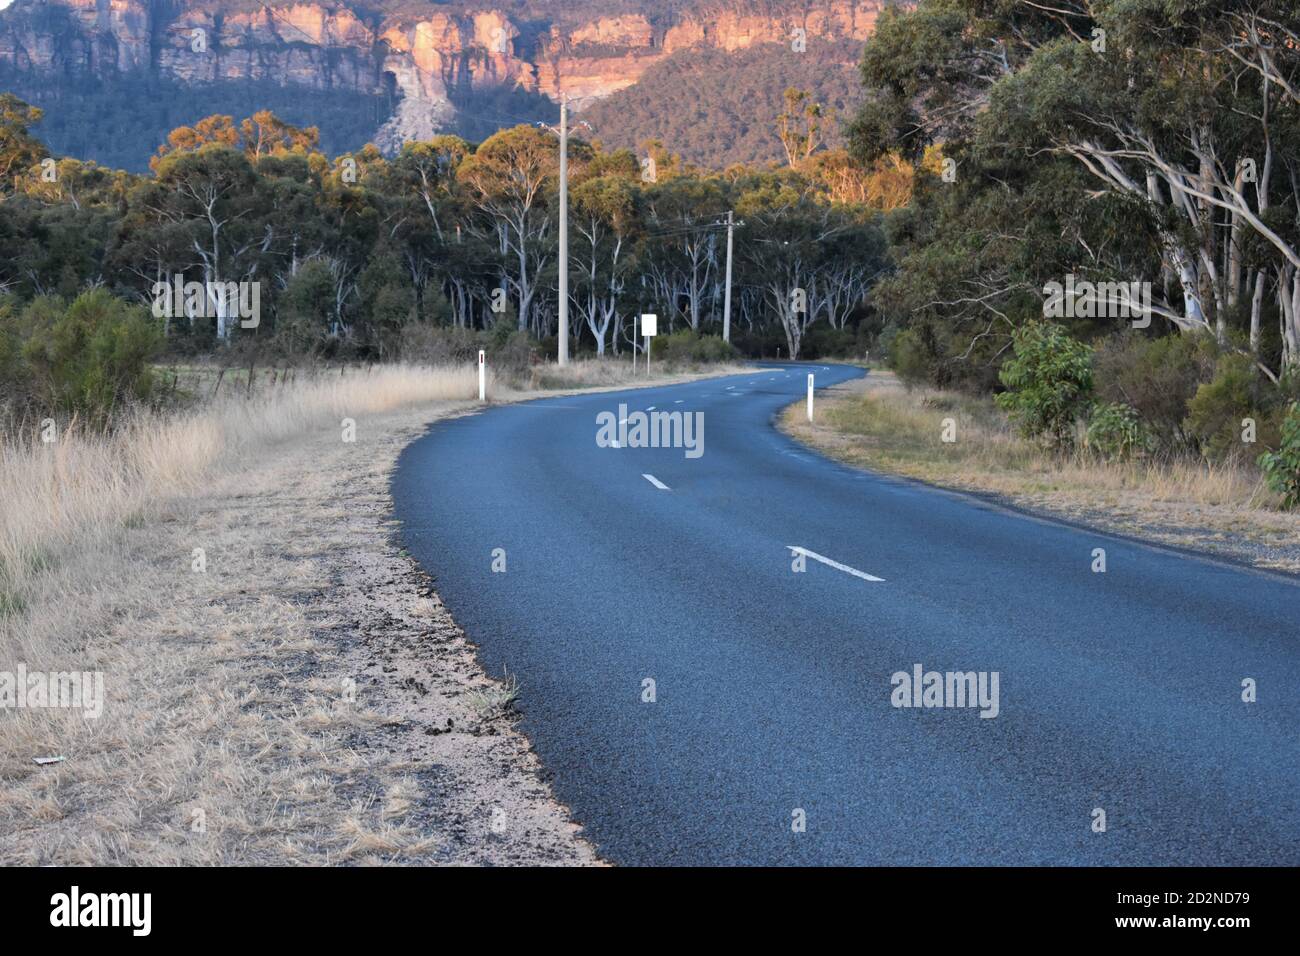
[{"left": 392, "top": 364, "right": 1300, "bottom": 865}]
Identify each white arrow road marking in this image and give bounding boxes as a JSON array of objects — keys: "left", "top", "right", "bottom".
[
  {"left": 788, "top": 546, "right": 884, "bottom": 582},
  {"left": 642, "top": 474, "right": 670, "bottom": 490}
]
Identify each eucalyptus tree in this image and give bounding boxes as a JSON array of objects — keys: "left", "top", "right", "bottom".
[
  {"left": 642, "top": 176, "right": 727, "bottom": 332},
  {"left": 736, "top": 175, "right": 871, "bottom": 359},
  {"left": 138, "top": 146, "right": 262, "bottom": 339},
  {"left": 851, "top": 0, "right": 1300, "bottom": 380},
  {"left": 458, "top": 126, "right": 561, "bottom": 334},
  {"left": 0, "top": 94, "right": 47, "bottom": 197},
  {"left": 570, "top": 174, "right": 643, "bottom": 354}
]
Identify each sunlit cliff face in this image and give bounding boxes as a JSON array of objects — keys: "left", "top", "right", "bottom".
[{"left": 0, "top": 0, "right": 899, "bottom": 105}]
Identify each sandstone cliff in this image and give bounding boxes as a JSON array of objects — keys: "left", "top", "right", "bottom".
[{"left": 0, "top": 0, "right": 896, "bottom": 148}]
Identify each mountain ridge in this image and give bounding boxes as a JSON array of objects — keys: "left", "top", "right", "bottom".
[{"left": 0, "top": 0, "right": 901, "bottom": 168}]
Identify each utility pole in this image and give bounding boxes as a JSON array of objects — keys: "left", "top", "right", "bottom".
[
  {"left": 557, "top": 93, "right": 569, "bottom": 366},
  {"left": 723, "top": 210, "right": 734, "bottom": 343}
]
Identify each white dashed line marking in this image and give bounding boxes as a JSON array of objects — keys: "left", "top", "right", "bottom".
[
  {"left": 787, "top": 546, "right": 884, "bottom": 582},
  {"left": 642, "top": 474, "right": 670, "bottom": 490}
]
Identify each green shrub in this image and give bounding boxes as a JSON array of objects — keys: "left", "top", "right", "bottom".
[
  {"left": 889, "top": 326, "right": 933, "bottom": 385},
  {"left": 1093, "top": 332, "right": 1217, "bottom": 451},
  {"left": 399, "top": 324, "right": 481, "bottom": 365},
  {"left": 653, "top": 329, "right": 737, "bottom": 365},
  {"left": 492, "top": 329, "right": 535, "bottom": 377},
  {"left": 1184, "top": 352, "right": 1278, "bottom": 462},
  {"left": 1259, "top": 403, "right": 1300, "bottom": 509},
  {"left": 1085, "top": 402, "right": 1150, "bottom": 460},
  {"left": 0, "top": 300, "right": 25, "bottom": 404},
  {"left": 398, "top": 323, "right": 536, "bottom": 377},
  {"left": 276, "top": 259, "right": 336, "bottom": 353},
  {"left": 995, "top": 322, "right": 1093, "bottom": 450},
  {"left": 801, "top": 325, "right": 858, "bottom": 359},
  {"left": 16, "top": 289, "right": 162, "bottom": 423}
]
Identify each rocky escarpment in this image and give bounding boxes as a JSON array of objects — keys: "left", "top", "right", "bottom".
[{"left": 0, "top": 0, "right": 897, "bottom": 148}]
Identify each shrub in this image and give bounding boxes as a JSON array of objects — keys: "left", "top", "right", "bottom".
[
  {"left": 731, "top": 325, "right": 786, "bottom": 358},
  {"left": 1093, "top": 332, "right": 1217, "bottom": 451},
  {"left": 1085, "top": 402, "right": 1150, "bottom": 460},
  {"left": 492, "top": 329, "right": 535, "bottom": 377},
  {"left": 1259, "top": 402, "right": 1300, "bottom": 509},
  {"left": 14, "top": 289, "right": 162, "bottom": 423},
  {"left": 889, "top": 326, "right": 933, "bottom": 385},
  {"left": 399, "top": 324, "right": 481, "bottom": 365},
  {"left": 801, "top": 325, "right": 858, "bottom": 359},
  {"left": 397, "top": 323, "right": 536, "bottom": 378},
  {"left": 1184, "top": 352, "right": 1278, "bottom": 462},
  {"left": 276, "top": 259, "right": 336, "bottom": 354},
  {"left": 0, "top": 299, "right": 25, "bottom": 405},
  {"left": 653, "top": 329, "right": 737, "bottom": 365},
  {"left": 995, "top": 322, "right": 1093, "bottom": 450}
]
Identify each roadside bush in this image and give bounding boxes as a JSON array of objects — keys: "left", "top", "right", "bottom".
[
  {"left": 1184, "top": 352, "right": 1278, "bottom": 462},
  {"left": 275, "top": 259, "right": 336, "bottom": 354},
  {"left": 1085, "top": 402, "right": 1151, "bottom": 461},
  {"left": 12, "top": 289, "right": 162, "bottom": 424},
  {"left": 731, "top": 325, "right": 787, "bottom": 358},
  {"left": 1093, "top": 332, "right": 1217, "bottom": 451},
  {"left": 397, "top": 323, "right": 536, "bottom": 378},
  {"left": 874, "top": 322, "right": 901, "bottom": 366},
  {"left": 0, "top": 298, "right": 25, "bottom": 405},
  {"left": 399, "top": 324, "right": 481, "bottom": 365},
  {"left": 890, "top": 326, "right": 934, "bottom": 385},
  {"left": 490, "top": 328, "right": 535, "bottom": 377},
  {"left": 995, "top": 322, "right": 1093, "bottom": 450},
  {"left": 801, "top": 325, "right": 858, "bottom": 359},
  {"left": 1259, "top": 402, "right": 1300, "bottom": 509},
  {"left": 653, "top": 329, "right": 738, "bottom": 365}
]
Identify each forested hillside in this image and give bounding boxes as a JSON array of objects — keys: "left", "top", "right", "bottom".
[
  {"left": 582, "top": 41, "right": 863, "bottom": 168},
  {"left": 0, "top": 70, "right": 392, "bottom": 173}
]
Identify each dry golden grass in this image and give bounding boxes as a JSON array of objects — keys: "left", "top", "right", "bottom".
[
  {"left": 784, "top": 370, "right": 1300, "bottom": 572},
  {"left": 0, "top": 364, "right": 490, "bottom": 863},
  {"left": 0, "top": 357, "right": 727, "bottom": 615},
  {"left": 0, "top": 364, "right": 481, "bottom": 617},
  {"left": 0, "top": 354, "right": 733, "bottom": 864}
]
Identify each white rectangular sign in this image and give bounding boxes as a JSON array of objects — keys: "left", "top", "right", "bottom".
[{"left": 641, "top": 313, "right": 658, "bottom": 337}]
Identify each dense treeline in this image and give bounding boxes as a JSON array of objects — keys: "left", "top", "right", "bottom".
[
  {"left": 852, "top": 0, "right": 1300, "bottom": 497},
  {"left": 0, "top": 69, "right": 393, "bottom": 175},
  {"left": 0, "top": 93, "right": 897, "bottom": 419}
]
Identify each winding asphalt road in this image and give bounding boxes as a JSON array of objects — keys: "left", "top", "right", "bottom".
[{"left": 392, "top": 364, "right": 1300, "bottom": 865}]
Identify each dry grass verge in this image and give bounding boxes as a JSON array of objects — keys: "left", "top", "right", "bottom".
[
  {"left": 783, "top": 369, "right": 1300, "bottom": 573},
  {"left": 0, "top": 357, "right": 738, "bottom": 864}
]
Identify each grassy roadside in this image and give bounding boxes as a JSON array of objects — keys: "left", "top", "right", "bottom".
[
  {"left": 781, "top": 369, "right": 1300, "bottom": 574},
  {"left": 0, "top": 358, "right": 741, "bottom": 864}
]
